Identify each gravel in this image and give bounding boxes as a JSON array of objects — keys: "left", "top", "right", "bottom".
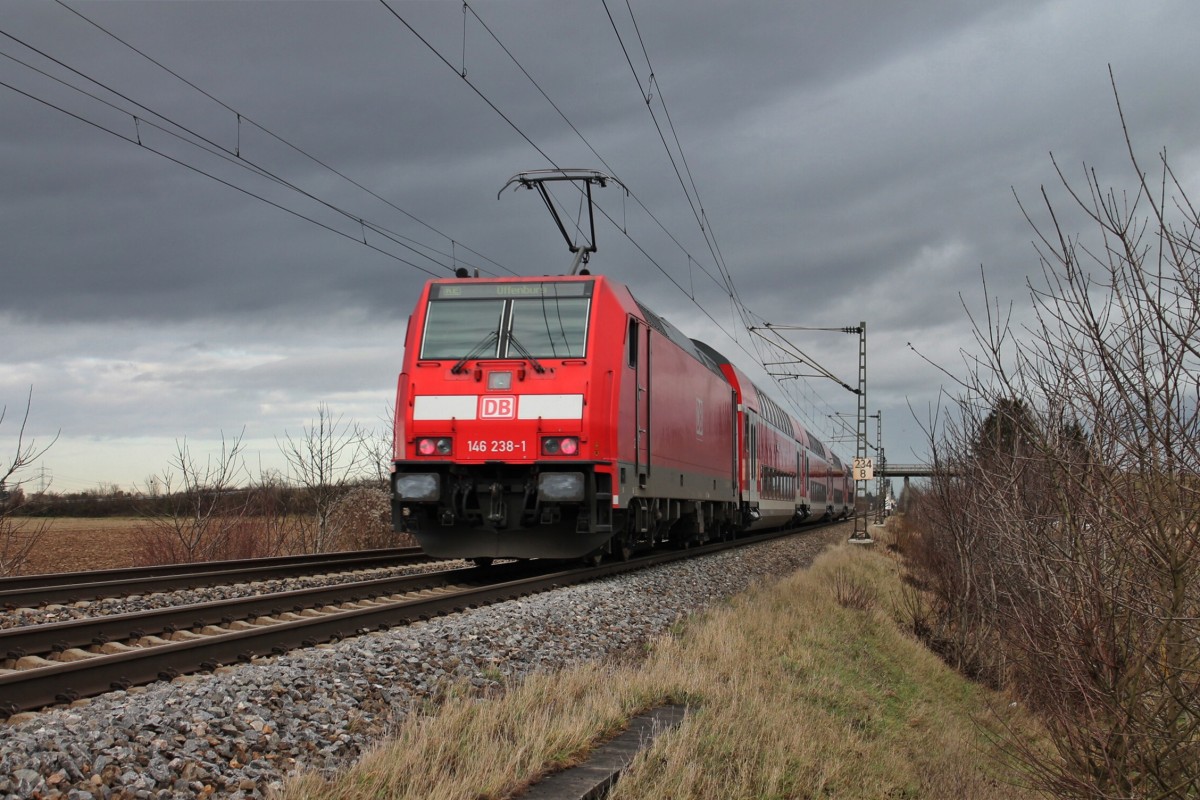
[{"left": 0, "top": 527, "right": 844, "bottom": 799}]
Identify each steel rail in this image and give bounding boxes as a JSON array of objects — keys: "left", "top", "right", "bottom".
[
  {"left": 0, "top": 547, "right": 436, "bottom": 608},
  {"left": 0, "top": 546, "right": 428, "bottom": 590}
]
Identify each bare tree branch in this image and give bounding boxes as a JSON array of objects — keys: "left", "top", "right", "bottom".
[
  {"left": 0, "top": 388, "right": 57, "bottom": 575},
  {"left": 904, "top": 83, "right": 1200, "bottom": 796}
]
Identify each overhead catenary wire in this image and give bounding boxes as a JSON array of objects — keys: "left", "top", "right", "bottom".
[
  {"left": 0, "top": 48, "right": 447, "bottom": 277},
  {"left": 458, "top": 2, "right": 730, "bottom": 300},
  {"left": 0, "top": 72, "right": 447, "bottom": 277},
  {"left": 381, "top": 0, "right": 744, "bottom": 345},
  {"left": 52, "top": 0, "right": 514, "bottom": 279},
  {"left": 602, "top": 0, "right": 744, "bottom": 312},
  {"left": 2, "top": 6, "right": 515, "bottom": 279},
  {"left": 619, "top": 0, "right": 750, "bottom": 325},
  {"left": 602, "top": 1, "right": 843, "bottom": 440},
  {"left": 457, "top": 0, "right": 731, "bottom": 300}
]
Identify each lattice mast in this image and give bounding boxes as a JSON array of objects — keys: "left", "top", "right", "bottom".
[{"left": 850, "top": 321, "right": 872, "bottom": 543}]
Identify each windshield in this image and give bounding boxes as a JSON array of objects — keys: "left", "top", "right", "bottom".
[
  {"left": 509, "top": 297, "right": 588, "bottom": 357},
  {"left": 421, "top": 299, "right": 504, "bottom": 360},
  {"left": 420, "top": 281, "right": 592, "bottom": 360}
]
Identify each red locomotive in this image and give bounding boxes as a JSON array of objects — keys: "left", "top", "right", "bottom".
[{"left": 389, "top": 272, "right": 853, "bottom": 562}]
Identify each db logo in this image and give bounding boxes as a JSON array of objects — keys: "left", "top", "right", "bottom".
[{"left": 479, "top": 396, "right": 516, "bottom": 419}]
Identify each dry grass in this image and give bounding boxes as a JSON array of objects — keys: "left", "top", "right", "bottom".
[{"left": 282, "top": 527, "right": 1048, "bottom": 800}]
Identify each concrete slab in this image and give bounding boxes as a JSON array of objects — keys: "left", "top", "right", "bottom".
[{"left": 519, "top": 704, "right": 689, "bottom": 800}]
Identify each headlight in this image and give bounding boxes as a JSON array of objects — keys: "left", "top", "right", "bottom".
[
  {"left": 538, "top": 472, "right": 585, "bottom": 502},
  {"left": 416, "top": 437, "right": 452, "bottom": 456},
  {"left": 541, "top": 436, "right": 579, "bottom": 456},
  {"left": 394, "top": 473, "right": 440, "bottom": 501}
]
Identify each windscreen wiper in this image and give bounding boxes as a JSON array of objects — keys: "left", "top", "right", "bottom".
[
  {"left": 506, "top": 333, "right": 547, "bottom": 373},
  {"left": 450, "top": 330, "right": 499, "bottom": 374}
]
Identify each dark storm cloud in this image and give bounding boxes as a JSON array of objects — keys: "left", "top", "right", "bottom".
[{"left": 2, "top": 0, "right": 1199, "bottom": 487}]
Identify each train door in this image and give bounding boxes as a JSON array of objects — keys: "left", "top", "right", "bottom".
[
  {"left": 796, "top": 450, "right": 803, "bottom": 510},
  {"left": 745, "top": 410, "right": 759, "bottom": 506},
  {"left": 628, "top": 317, "right": 651, "bottom": 488},
  {"left": 730, "top": 391, "right": 739, "bottom": 494},
  {"left": 802, "top": 451, "right": 809, "bottom": 508}
]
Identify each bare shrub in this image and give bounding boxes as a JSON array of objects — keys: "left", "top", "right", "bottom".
[
  {"left": 0, "top": 389, "right": 56, "bottom": 575},
  {"left": 329, "top": 486, "right": 408, "bottom": 550},
  {"left": 244, "top": 470, "right": 302, "bottom": 557},
  {"left": 828, "top": 566, "right": 876, "bottom": 611},
  {"left": 895, "top": 582, "right": 933, "bottom": 641},
  {"left": 138, "top": 433, "right": 253, "bottom": 564},
  {"left": 884, "top": 496, "right": 923, "bottom": 556},
  {"left": 279, "top": 404, "right": 375, "bottom": 553},
  {"left": 910, "top": 75, "right": 1200, "bottom": 797}
]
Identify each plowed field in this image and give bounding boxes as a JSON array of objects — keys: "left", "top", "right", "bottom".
[{"left": 9, "top": 517, "right": 150, "bottom": 576}]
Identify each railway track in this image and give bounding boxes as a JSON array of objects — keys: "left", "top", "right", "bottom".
[
  {"left": 0, "top": 524, "right": 829, "bottom": 717},
  {"left": 0, "top": 546, "right": 436, "bottom": 608}
]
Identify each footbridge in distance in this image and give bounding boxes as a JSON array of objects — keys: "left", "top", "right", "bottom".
[{"left": 882, "top": 462, "right": 936, "bottom": 479}]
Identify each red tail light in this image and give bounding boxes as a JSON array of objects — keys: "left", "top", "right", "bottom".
[
  {"left": 416, "top": 437, "right": 452, "bottom": 456},
  {"left": 542, "top": 436, "right": 579, "bottom": 456}
]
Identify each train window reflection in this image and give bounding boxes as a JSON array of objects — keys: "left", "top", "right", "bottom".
[
  {"left": 509, "top": 297, "right": 589, "bottom": 357},
  {"left": 421, "top": 300, "right": 504, "bottom": 359}
]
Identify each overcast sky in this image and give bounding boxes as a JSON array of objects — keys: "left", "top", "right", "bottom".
[{"left": 2, "top": 0, "right": 1198, "bottom": 494}]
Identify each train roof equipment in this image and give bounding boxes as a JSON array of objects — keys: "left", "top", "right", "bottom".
[{"left": 498, "top": 169, "right": 628, "bottom": 275}]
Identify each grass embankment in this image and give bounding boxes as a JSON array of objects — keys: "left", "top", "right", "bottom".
[{"left": 283, "top": 525, "right": 1047, "bottom": 800}]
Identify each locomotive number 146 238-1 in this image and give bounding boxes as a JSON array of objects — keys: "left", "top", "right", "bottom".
[{"left": 466, "top": 439, "right": 528, "bottom": 454}]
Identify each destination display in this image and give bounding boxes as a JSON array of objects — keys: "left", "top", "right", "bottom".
[{"left": 430, "top": 280, "right": 593, "bottom": 300}]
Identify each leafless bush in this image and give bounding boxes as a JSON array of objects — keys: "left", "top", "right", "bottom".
[
  {"left": 243, "top": 469, "right": 302, "bottom": 557},
  {"left": 828, "top": 566, "right": 877, "bottom": 611},
  {"left": 139, "top": 404, "right": 393, "bottom": 565},
  {"left": 329, "top": 486, "right": 412, "bottom": 550},
  {"left": 0, "top": 389, "right": 56, "bottom": 575},
  {"left": 910, "top": 76, "right": 1200, "bottom": 797},
  {"left": 278, "top": 404, "right": 375, "bottom": 553},
  {"left": 138, "top": 433, "right": 253, "bottom": 564}
]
